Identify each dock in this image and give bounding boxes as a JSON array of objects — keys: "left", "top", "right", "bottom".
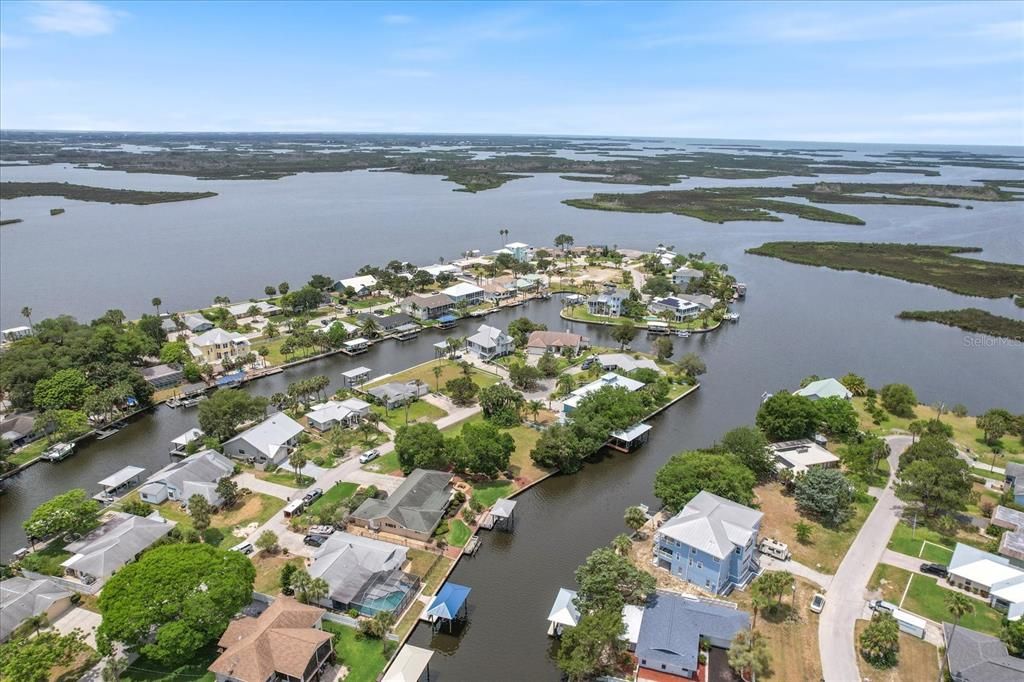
[
  {"left": 342, "top": 338, "right": 370, "bottom": 355},
  {"left": 462, "top": 536, "right": 481, "bottom": 555},
  {"left": 95, "top": 421, "right": 126, "bottom": 440},
  {"left": 392, "top": 323, "right": 421, "bottom": 341},
  {"left": 93, "top": 465, "right": 145, "bottom": 503}
]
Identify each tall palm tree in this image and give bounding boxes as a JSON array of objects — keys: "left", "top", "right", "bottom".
[
  {"left": 941, "top": 592, "right": 975, "bottom": 681},
  {"left": 20, "top": 306, "right": 32, "bottom": 330},
  {"left": 556, "top": 374, "right": 575, "bottom": 397},
  {"left": 151, "top": 297, "right": 162, "bottom": 316},
  {"left": 527, "top": 399, "right": 543, "bottom": 424},
  {"left": 432, "top": 365, "right": 443, "bottom": 392}
]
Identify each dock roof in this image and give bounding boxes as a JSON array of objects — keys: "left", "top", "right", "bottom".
[
  {"left": 97, "top": 466, "right": 145, "bottom": 489},
  {"left": 426, "top": 582, "right": 470, "bottom": 621},
  {"left": 382, "top": 645, "right": 434, "bottom": 682}
]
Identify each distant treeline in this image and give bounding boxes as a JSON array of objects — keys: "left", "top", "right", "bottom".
[
  {"left": 897, "top": 309, "right": 1024, "bottom": 341},
  {"left": 0, "top": 182, "right": 217, "bottom": 205}
]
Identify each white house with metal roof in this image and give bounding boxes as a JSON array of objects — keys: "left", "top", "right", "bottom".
[
  {"left": 222, "top": 413, "right": 304, "bottom": 468},
  {"left": 334, "top": 275, "right": 378, "bottom": 297},
  {"left": 947, "top": 543, "right": 1024, "bottom": 620},
  {"left": 793, "top": 377, "right": 853, "bottom": 401},
  {"left": 139, "top": 449, "right": 234, "bottom": 506},
  {"left": 563, "top": 372, "right": 646, "bottom": 414},
  {"left": 60, "top": 512, "right": 172, "bottom": 584},
  {"left": 305, "top": 398, "right": 371, "bottom": 431},
  {"left": 442, "top": 282, "right": 485, "bottom": 306},
  {"left": 769, "top": 438, "right": 840, "bottom": 474},
  {"left": 466, "top": 324, "right": 514, "bottom": 360}
]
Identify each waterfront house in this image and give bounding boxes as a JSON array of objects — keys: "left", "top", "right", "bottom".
[
  {"left": 596, "top": 353, "right": 663, "bottom": 375},
  {"left": 793, "top": 377, "right": 853, "bottom": 401},
  {"left": 349, "top": 469, "right": 453, "bottom": 542},
  {"left": 304, "top": 398, "right": 371, "bottom": 431},
  {"left": 208, "top": 597, "right": 334, "bottom": 682},
  {"left": 222, "top": 414, "right": 304, "bottom": 468},
  {"left": 546, "top": 587, "right": 643, "bottom": 648},
  {"left": 139, "top": 449, "right": 234, "bottom": 506},
  {"left": 308, "top": 532, "right": 416, "bottom": 616},
  {"left": 366, "top": 382, "right": 429, "bottom": 410},
  {"left": 188, "top": 328, "right": 250, "bottom": 365},
  {"left": 942, "top": 622, "right": 1024, "bottom": 681},
  {"left": 653, "top": 491, "right": 762, "bottom": 594},
  {"left": 400, "top": 293, "right": 455, "bottom": 321},
  {"left": 947, "top": 543, "right": 1024, "bottom": 620},
  {"left": 480, "top": 281, "right": 515, "bottom": 303},
  {"left": 586, "top": 286, "right": 629, "bottom": 317},
  {"left": 334, "top": 274, "right": 378, "bottom": 297},
  {"left": 357, "top": 311, "right": 414, "bottom": 331},
  {"left": 183, "top": 313, "right": 214, "bottom": 333},
  {"left": 418, "top": 263, "right": 461, "bottom": 278},
  {"left": 990, "top": 506, "right": 1024, "bottom": 562},
  {"left": 649, "top": 296, "right": 701, "bottom": 322},
  {"left": 61, "top": 512, "right": 172, "bottom": 584},
  {"left": 466, "top": 324, "right": 514, "bottom": 360},
  {"left": 1, "top": 325, "right": 33, "bottom": 343},
  {"left": 1004, "top": 463, "right": 1024, "bottom": 505},
  {"left": 140, "top": 363, "right": 185, "bottom": 389},
  {"left": 224, "top": 301, "right": 281, "bottom": 318},
  {"left": 686, "top": 294, "right": 720, "bottom": 310},
  {"left": 769, "top": 439, "right": 840, "bottom": 475},
  {"left": 635, "top": 591, "right": 749, "bottom": 681},
  {"left": 671, "top": 266, "right": 703, "bottom": 288},
  {"left": 526, "top": 330, "right": 587, "bottom": 356},
  {"left": 504, "top": 242, "right": 531, "bottom": 262},
  {"left": 563, "top": 372, "right": 646, "bottom": 414},
  {"left": 0, "top": 412, "right": 44, "bottom": 449},
  {"left": 0, "top": 577, "right": 73, "bottom": 643},
  {"left": 442, "top": 282, "right": 485, "bottom": 306}
]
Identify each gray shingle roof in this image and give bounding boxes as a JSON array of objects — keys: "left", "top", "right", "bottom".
[
  {"left": 351, "top": 469, "right": 453, "bottom": 534},
  {"left": 636, "top": 591, "right": 749, "bottom": 673},
  {"left": 61, "top": 512, "right": 172, "bottom": 579},
  {"left": 309, "top": 532, "right": 407, "bottom": 604},
  {"left": 943, "top": 623, "right": 1024, "bottom": 681},
  {"left": 0, "top": 577, "right": 72, "bottom": 641},
  {"left": 658, "top": 491, "right": 763, "bottom": 560}
]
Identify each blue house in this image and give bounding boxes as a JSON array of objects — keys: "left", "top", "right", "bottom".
[
  {"left": 653, "top": 491, "right": 762, "bottom": 594},
  {"left": 1005, "top": 463, "right": 1024, "bottom": 505}
]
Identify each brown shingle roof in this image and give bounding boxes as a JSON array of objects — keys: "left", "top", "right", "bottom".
[
  {"left": 526, "top": 330, "right": 583, "bottom": 349},
  {"left": 209, "top": 597, "right": 332, "bottom": 682}
]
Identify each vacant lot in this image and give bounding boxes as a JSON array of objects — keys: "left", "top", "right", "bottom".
[
  {"left": 157, "top": 492, "right": 285, "bottom": 548},
  {"left": 371, "top": 400, "right": 447, "bottom": 431},
  {"left": 442, "top": 413, "right": 551, "bottom": 486},
  {"left": 887, "top": 521, "right": 987, "bottom": 564},
  {"left": 252, "top": 553, "right": 304, "bottom": 595},
  {"left": 854, "top": 620, "right": 939, "bottom": 682},
  {"left": 366, "top": 358, "right": 500, "bottom": 394},
  {"left": 867, "top": 564, "right": 913, "bottom": 604}
]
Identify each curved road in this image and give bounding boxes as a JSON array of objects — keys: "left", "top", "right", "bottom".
[{"left": 818, "top": 435, "right": 910, "bottom": 682}]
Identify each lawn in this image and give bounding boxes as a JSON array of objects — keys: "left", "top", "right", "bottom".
[
  {"left": 254, "top": 468, "right": 313, "bottom": 488},
  {"left": 307, "top": 481, "right": 358, "bottom": 514},
  {"left": 471, "top": 481, "right": 515, "bottom": 508},
  {"left": 755, "top": 483, "right": 876, "bottom": 574},
  {"left": 868, "top": 564, "right": 913, "bottom": 604},
  {"left": 886, "top": 521, "right": 984, "bottom": 563},
  {"left": 395, "top": 601, "right": 424, "bottom": 638},
  {"left": 901, "top": 574, "right": 1005, "bottom": 635},
  {"left": 348, "top": 295, "right": 393, "bottom": 309},
  {"left": 446, "top": 519, "right": 472, "bottom": 547},
  {"left": 361, "top": 449, "right": 402, "bottom": 475},
  {"left": 405, "top": 548, "right": 454, "bottom": 595},
  {"left": 321, "top": 621, "right": 390, "bottom": 682},
  {"left": 371, "top": 400, "right": 447, "bottom": 431},
  {"left": 19, "top": 542, "right": 72, "bottom": 576},
  {"left": 8, "top": 438, "right": 52, "bottom": 466},
  {"left": 366, "top": 358, "right": 500, "bottom": 395},
  {"left": 971, "top": 466, "right": 1004, "bottom": 480},
  {"left": 156, "top": 492, "right": 286, "bottom": 549},
  {"left": 854, "top": 620, "right": 939, "bottom": 682},
  {"left": 443, "top": 413, "right": 551, "bottom": 485},
  {"left": 121, "top": 645, "right": 219, "bottom": 681},
  {"left": 252, "top": 553, "right": 304, "bottom": 595}
]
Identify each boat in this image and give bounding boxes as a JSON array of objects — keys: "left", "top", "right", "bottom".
[
  {"left": 165, "top": 397, "right": 182, "bottom": 408},
  {"left": 180, "top": 395, "right": 207, "bottom": 408},
  {"left": 43, "top": 442, "right": 75, "bottom": 462},
  {"left": 95, "top": 421, "right": 127, "bottom": 440},
  {"left": 676, "top": 330, "right": 690, "bottom": 338},
  {"left": 724, "top": 312, "right": 740, "bottom": 322}
]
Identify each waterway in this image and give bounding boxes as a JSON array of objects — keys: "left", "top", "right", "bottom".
[{"left": 1, "top": 148, "right": 1022, "bottom": 679}]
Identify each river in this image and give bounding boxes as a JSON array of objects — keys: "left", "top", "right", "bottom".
[{"left": 1, "top": 145, "right": 1022, "bottom": 679}]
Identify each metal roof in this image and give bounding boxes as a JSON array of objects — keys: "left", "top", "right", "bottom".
[
  {"left": 382, "top": 645, "right": 434, "bottom": 682},
  {"left": 426, "top": 582, "right": 470, "bottom": 621},
  {"left": 97, "top": 466, "right": 145, "bottom": 489}
]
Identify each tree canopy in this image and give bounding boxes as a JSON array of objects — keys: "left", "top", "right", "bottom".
[
  {"left": 23, "top": 488, "right": 101, "bottom": 539},
  {"left": 0, "top": 630, "right": 88, "bottom": 682},
  {"left": 654, "top": 451, "right": 756, "bottom": 513},
  {"left": 394, "top": 422, "right": 447, "bottom": 474},
  {"left": 574, "top": 546, "right": 655, "bottom": 612},
  {"left": 794, "top": 467, "right": 856, "bottom": 526},
  {"left": 197, "top": 390, "right": 269, "bottom": 441},
  {"left": 718, "top": 426, "right": 775, "bottom": 482},
  {"left": 756, "top": 392, "right": 820, "bottom": 441},
  {"left": 880, "top": 383, "right": 917, "bottom": 418}
]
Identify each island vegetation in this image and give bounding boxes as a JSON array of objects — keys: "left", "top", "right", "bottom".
[
  {"left": 897, "top": 308, "right": 1024, "bottom": 341},
  {"left": 747, "top": 242, "right": 1024, "bottom": 298},
  {"left": 0, "top": 218, "right": 23, "bottom": 226},
  {"left": 1, "top": 182, "right": 218, "bottom": 205}
]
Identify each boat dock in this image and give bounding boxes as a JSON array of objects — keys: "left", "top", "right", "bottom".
[
  {"left": 93, "top": 465, "right": 145, "bottom": 503},
  {"left": 95, "top": 421, "right": 126, "bottom": 440},
  {"left": 463, "top": 536, "right": 481, "bottom": 555}
]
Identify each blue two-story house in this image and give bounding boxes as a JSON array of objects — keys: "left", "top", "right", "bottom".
[
  {"left": 1005, "top": 463, "right": 1024, "bottom": 505},
  {"left": 652, "top": 491, "right": 763, "bottom": 595}
]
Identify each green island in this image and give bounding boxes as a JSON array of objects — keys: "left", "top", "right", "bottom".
[
  {"left": 897, "top": 308, "right": 1024, "bottom": 340},
  {"left": 0, "top": 218, "right": 23, "bottom": 226},
  {"left": 0, "top": 181, "right": 218, "bottom": 205},
  {"left": 746, "top": 242, "right": 1024, "bottom": 298},
  {"left": 562, "top": 181, "right": 1020, "bottom": 225}
]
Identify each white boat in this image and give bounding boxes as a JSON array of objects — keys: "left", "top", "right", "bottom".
[
  {"left": 724, "top": 312, "right": 739, "bottom": 322},
  {"left": 676, "top": 330, "right": 690, "bottom": 338},
  {"left": 43, "top": 442, "right": 75, "bottom": 462}
]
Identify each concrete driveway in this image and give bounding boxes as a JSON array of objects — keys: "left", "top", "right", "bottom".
[
  {"left": 52, "top": 607, "right": 102, "bottom": 648},
  {"left": 818, "top": 435, "right": 911, "bottom": 682}
]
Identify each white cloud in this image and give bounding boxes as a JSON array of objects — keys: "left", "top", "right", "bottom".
[
  {"left": 0, "top": 32, "right": 31, "bottom": 49},
  {"left": 382, "top": 14, "right": 415, "bottom": 25},
  {"left": 28, "top": 1, "right": 120, "bottom": 37}
]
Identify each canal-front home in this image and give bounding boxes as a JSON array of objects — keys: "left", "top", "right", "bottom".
[
  {"left": 466, "top": 324, "right": 514, "bottom": 360},
  {"left": 653, "top": 491, "right": 762, "bottom": 595},
  {"left": 442, "top": 282, "right": 485, "bottom": 306},
  {"left": 671, "top": 266, "right": 703, "bottom": 288},
  {"left": 208, "top": 596, "right": 334, "bottom": 682},
  {"left": 648, "top": 296, "right": 701, "bottom": 322},
  {"left": 349, "top": 469, "right": 454, "bottom": 542},
  {"left": 586, "top": 285, "right": 629, "bottom": 317},
  {"left": 793, "top": 377, "right": 853, "bottom": 401},
  {"left": 366, "top": 381, "right": 429, "bottom": 410},
  {"left": 188, "top": 328, "right": 251, "bottom": 365},
  {"left": 222, "top": 414, "right": 304, "bottom": 469},
  {"left": 769, "top": 438, "right": 841, "bottom": 475},
  {"left": 60, "top": 512, "right": 172, "bottom": 586},
  {"left": 563, "top": 373, "right": 646, "bottom": 414},
  {"left": 139, "top": 449, "right": 235, "bottom": 506},
  {"left": 400, "top": 293, "right": 455, "bottom": 321},
  {"left": 304, "top": 398, "right": 371, "bottom": 431},
  {"left": 526, "top": 330, "right": 587, "bottom": 356},
  {"left": 308, "top": 532, "right": 417, "bottom": 616},
  {"left": 140, "top": 363, "right": 185, "bottom": 389}
]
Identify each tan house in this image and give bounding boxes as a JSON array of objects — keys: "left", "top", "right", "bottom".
[
  {"left": 188, "top": 328, "right": 250, "bottom": 365},
  {"left": 208, "top": 597, "right": 334, "bottom": 682},
  {"left": 526, "top": 330, "right": 587, "bottom": 355}
]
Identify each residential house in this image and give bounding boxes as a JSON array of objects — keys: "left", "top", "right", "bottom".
[
  {"left": 334, "top": 275, "right": 378, "bottom": 297},
  {"left": 546, "top": 587, "right": 643, "bottom": 648},
  {"left": 466, "top": 324, "right": 514, "bottom": 360},
  {"left": 649, "top": 296, "right": 702, "bottom": 321},
  {"left": 183, "top": 313, "right": 214, "bottom": 333},
  {"left": 140, "top": 363, "right": 185, "bottom": 389},
  {"left": 481, "top": 281, "right": 515, "bottom": 303},
  {"left": 0, "top": 577, "right": 73, "bottom": 642},
  {"left": 357, "top": 311, "right": 415, "bottom": 332},
  {"left": 139, "top": 449, "right": 234, "bottom": 506},
  {"left": 418, "top": 263, "right": 461, "bottom": 278},
  {"left": 563, "top": 372, "right": 646, "bottom": 414},
  {"left": 304, "top": 398, "right": 371, "bottom": 431},
  {"left": 526, "top": 330, "right": 587, "bottom": 356},
  {"left": 349, "top": 469, "right": 453, "bottom": 542},
  {"left": 189, "top": 328, "right": 250, "bottom": 365},
  {"left": 208, "top": 597, "right": 334, "bottom": 682},
  {"left": 586, "top": 286, "right": 629, "bottom": 317},
  {"left": 504, "top": 242, "right": 531, "bottom": 262},
  {"left": 400, "top": 293, "right": 455, "bottom": 321},
  {"left": 222, "top": 414, "right": 304, "bottom": 468},
  {"left": 947, "top": 543, "right": 1024, "bottom": 620},
  {"left": 671, "top": 266, "right": 703, "bottom": 288},
  {"left": 687, "top": 294, "right": 720, "bottom": 310},
  {"left": 61, "top": 512, "right": 172, "bottom": 584},
  {"left": 991, "top": 506, "right": 1024, "bottom": 563},
  {"left": 442, "top": 282, "right": 485, "bottom": 306},
  {"left": 769, "top": 439, "right": 841, "bottom": 475},
  {"left": 596, "top": 353, "right": 664, "bottom": 375},
  {"left": 942, "top": 622, "right": 1024, "bottom": 681},
  {"left": 653, "top": 491, "right": 763, "bottom": 594},
  {"left": 793, "top": 377, "right": 853, "bottom": 401},
  {"left": 0, "top": 412, "right": 44, "bottom": 449},
  {"left": 1, "top": 326, "right": 33, "bottom": 343},
  {"left": 366, "top": 382, "right": 429, "bottom": 410},
  {"left": 224, "top": 301, "right": 281, "bottom": 318},
  {"left": 636, "top": 591, "right": 749, "bottom": 681},
  {"left": 309, "top": 532, "right": 417, "bottom": 616},
  {"left": 1004, "top": 463, "right": 1024, "bottom": 505}
]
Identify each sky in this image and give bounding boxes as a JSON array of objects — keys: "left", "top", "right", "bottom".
[{"left": 1, "top": 0, "right": 1022, "bottom": 145}]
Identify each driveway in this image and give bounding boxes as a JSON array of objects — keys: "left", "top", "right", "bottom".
[
  {"left": 235, "top": 472, "right": 296, "bottom": 500},
  {"left": 52, "top": 607, "right": 102, "bottom": 649},
  {"left": 760, "top": 555, "right": 833, "bottom": 590},
  {"left": 818, "top": 435, "right": 911, "bottom": 682}
]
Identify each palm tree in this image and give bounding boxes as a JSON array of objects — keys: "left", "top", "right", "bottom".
[
  {"left": 20, "top": 306, "right": 32, "bottom": 330},
  {"left": 527, "top": 399, "right": 543, "bottom": 424},
  {"left": 750, "top": 590, "right": 772, "bottom": 629},
  {"left": 556, "top": 374, "right": 575, "bottom": 397},
  {"left": 432, "top": 365, "right": 443, "bottom": 392},
  {"left": 940, "top": 592, "right": 976, "bottom": 681},
  {"left": 151, "top": 297, "right": 162, "bottom": 316},
  {"left": 288, "top": 450, "right": 308, "bottom": 481},
  {"left": 459, "top": 360, "right": 473, "bottom": 378},
  {"left": 611, "top": 534, "right": 632, "bottom": 556},
  {"left": 360, "top": 317, "right": 379, "bottom": 339},
  {"left": 359, "top": 421, "right": 377, "bottom": 445}
]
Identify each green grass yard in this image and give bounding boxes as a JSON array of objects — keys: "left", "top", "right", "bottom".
[
  {"left": 446, "top": 519, "right": 472, "bottom": 547},
  {"left": 19, "top": 542, "right": 72, "bottom": 576},
  {"left": 121, "top": 645, "right": 219, "bottom": 681},
  {"left": 307, "top": 482, "right": 358, "bottom": 514},
  {"left": 321, "top": 621, "right": 390, "bottom": 682},
  {"left": 868, "top": 564, "right": 913, "bottom": 604},
  {"left": 886, "top": 522, "right": 984, "bottom": 564},
  {"left": 371, "top": 400, "right": 447, "bottom": 431},
  {"left": 367, "top": 357, "right": 501, "bottom": 396},
  {"left": 471, "top": 481, "right": 515, "bottom": 508},
  {"left": 360, "top": 449, "right": 402, "bottom": 475},
  {"left": 902, "top": 575, "right": 1005, "bottom": 635}
]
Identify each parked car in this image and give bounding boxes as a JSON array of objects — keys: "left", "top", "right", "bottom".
[
  {"left": 303, "top": 488, "right": 324, "bottom": 503},
  {"left": 580, "top": 357, "right": 596, "bottom": 370},
  {"left": 303, "top": 534, "right": 329, "bottom": 547},
  {"left": 920, "top": 562, "right": 948, "bottom": 578},
  {"left": 868, "top": 599, "right": 897, "bottom": 615},
  {"left": 308, "top": 525, "right": 335, "bottom": 536},
  {"left": 359, "top": 449, "right": 380, "bottom": 464},
  {"left": 810, "top": 593, "right": 826, "bottom": 613},
  {"left": 231, "top": 542, "right": 254, "bottom": 555}
]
